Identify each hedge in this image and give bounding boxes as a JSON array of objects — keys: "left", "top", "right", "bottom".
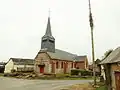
[{"left": 71, "top": 69, "right": 92, "bottom": 76}]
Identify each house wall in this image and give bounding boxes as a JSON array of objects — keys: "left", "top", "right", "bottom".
[
  {"left": 4, "top": 59, "right": 14, "bottom": 73},
  {"left": 75, "top": 58, "right": 88, "bottom": 70},
  {"left": 111, "top": 63, "right": 120, "bottom": 90},
  {"left": 34, "top": 52, "right": 51, "bottom": 74},
  {"left": 5, "top": 59, "right": 34, "bottom": 73},
  {"left": 75, "top": 61, "right": 85, "bottom": 69},
  {"left": 14, "top": 65, "right": 34, "bottom": 72}
]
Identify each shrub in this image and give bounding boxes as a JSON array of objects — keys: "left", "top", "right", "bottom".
[
  {"left": 71, "top": 69, "right": 92, "bottom": 76},
  {"left": 11, "top": 69, "right": 16, "bottom": 73}
]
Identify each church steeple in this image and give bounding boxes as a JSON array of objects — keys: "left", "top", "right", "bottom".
[
  {"left": 45, "top": 17, "right": 52, "bottom": 37},
  {"left": 41, "top": 17, "right": 55, "bottom": 53}
]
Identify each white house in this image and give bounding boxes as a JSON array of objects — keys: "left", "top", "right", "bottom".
[{"left": 4, "top": 58, "right": 34, "bottom": 73}]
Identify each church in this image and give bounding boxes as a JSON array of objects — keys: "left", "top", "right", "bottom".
[{"left": 34, "top": 17, "right": 88, "bottom": 74}]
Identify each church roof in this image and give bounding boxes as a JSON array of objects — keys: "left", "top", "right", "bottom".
[{"left": 40, "top": 49, "right": 86, "bottom": 61}]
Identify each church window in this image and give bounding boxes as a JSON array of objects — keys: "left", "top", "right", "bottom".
[
  {"left": 56, "top": 61, "right": 59, "bottom": 69},
  {"left": 71, "top": 62, "right": 73, "bottom": 68},
  {"left": 74, "top": 63, "right": 76, "bottom": 68},
  {"left": 61, "top": 62, "right": 63, "bottom": 68}
]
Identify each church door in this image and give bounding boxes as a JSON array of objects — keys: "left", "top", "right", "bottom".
[{"left": 40, "top": 67, "right": 44, "bottom": 73}]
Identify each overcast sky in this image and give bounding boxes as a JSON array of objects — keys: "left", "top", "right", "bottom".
[{"left": 0, "top": 0, "right": 120, "bottom": 62}]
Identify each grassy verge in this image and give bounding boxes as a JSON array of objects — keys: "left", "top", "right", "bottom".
[
  {"left": 89, "top": 82, "right": 107, "bottom": 90},
  {"left": 96, "top": 85, "right": 107, "bottom": 90},
  {"left": 60, "top": 83, "right": 95, "bottom": 90},
  {"left": 3, "top": 72, "right": 94, "bottom": 80},
  {"left": 34, "top": 76, "right": 94, "bottom": 80},
  {"left": 54, "top": 73, "right": 94, "bottom": 80},
  {"left": 0, "top": 73, "right": 4, "bottom": 77},
  {"left": 60, "top": 82, "right": 106, "bottom": 90}
]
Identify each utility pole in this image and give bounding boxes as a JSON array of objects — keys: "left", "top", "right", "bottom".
[{"left": 88, "top": 0, "right": 96, "bottom": 85}]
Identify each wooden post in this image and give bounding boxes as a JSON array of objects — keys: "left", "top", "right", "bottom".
[{"left": 88, "top": 0, "right": 96, "bottom": 85}]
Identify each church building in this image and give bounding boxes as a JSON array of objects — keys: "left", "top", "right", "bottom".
[{"left": 34, "top": 17, "right": 88, "bottom": 74}]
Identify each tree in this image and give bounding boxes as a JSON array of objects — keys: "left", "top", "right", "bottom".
[
  {"left": 103, "top": 49, "right": 113, "bottom": 90},
  {"left": 103, "top": 49, "right": 113, "bottom": 59}
]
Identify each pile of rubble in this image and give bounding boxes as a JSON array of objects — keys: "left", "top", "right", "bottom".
[
  {"left": 4, "top": 72, "right": 37, "bottom": 79},
  {"left": 4, "top": 72, "right": 56, "bottom": 79}
]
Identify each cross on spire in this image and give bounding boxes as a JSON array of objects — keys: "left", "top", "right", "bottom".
[{"left": 48, "top": 8, "right": 51, "bottom": 18}]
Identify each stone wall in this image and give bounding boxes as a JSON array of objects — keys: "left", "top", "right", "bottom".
[{"left": 34, "top": 52, "right": 50, "bottom": 74}]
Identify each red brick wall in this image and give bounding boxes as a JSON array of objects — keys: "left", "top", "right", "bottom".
[
  {"left": 75, "top": 61, "right": 85, "bottom": 69},
  {"left": 74, "top": 57, "right": 89, "bottom": 70},
  {"left": 51, "top": 59, "right": 73, "bottom": 73}
]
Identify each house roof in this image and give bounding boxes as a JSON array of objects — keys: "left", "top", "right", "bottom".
[
  {"left": 74, "top": 56, "right": 87, "bottom": 61},
  {"left": 40, "top": 49, "right": 87, "bottom": 61},
  {"left": 100, "top": 47, "right": 120, "bottom": 64},
  {"left": 0, "top": 62, "right": 6, "bottom": 65},
  {"left": 9, "top": 58, "right": 34, "bottom": 65}
]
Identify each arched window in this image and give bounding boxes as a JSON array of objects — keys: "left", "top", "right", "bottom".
[
  {"left": 56, "top": 61, "right": 59, "bottom": 69},
  {"left": 71, "top": 62, "right": 73, "bottom": 68},
  {"left": 61, "top": 62, "right": 63, "bottom": 68},
  {"left": 74, "top": 63, "right": 76, "bottom": 68}
]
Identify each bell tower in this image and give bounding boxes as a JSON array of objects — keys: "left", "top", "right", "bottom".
[{"left": 41, "top": 17, "right": 55, "bottom": 52}]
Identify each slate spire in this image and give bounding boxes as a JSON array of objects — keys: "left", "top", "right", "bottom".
[{"left": 45, "top": 17, "right": 52, "bottom": 36}]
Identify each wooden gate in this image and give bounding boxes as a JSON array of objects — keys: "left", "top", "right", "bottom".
[{"left": 115, "top": 72, "right": 120, "bottom": 90}]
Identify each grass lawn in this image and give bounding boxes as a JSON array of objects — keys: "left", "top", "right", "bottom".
[{"left": 96, "top": 85, "right": 107, "bottom": 90}]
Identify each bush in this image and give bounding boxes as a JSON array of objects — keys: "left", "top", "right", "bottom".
[
  {"left": 11, "top": 69, "right": 16, "bottom": 73},
  {"left": 71, "top": 69, "right": 92, "bottom": 76}
]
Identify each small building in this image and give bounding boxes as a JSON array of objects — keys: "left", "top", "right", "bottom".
[
  {"left": 100, "top": 47, "right": 120, "bottom": 90},
  {"left": 4, "top": 58, "right": 34, "bottom": 73},
  {"left": 34, "top": 17, "right": 88, "bottom": 74},
  {"left": 0, "top": 62, "right": 6, "bottom": 73},
  {"left": 74, "top": 56, "right": 88, "bottom": 70}
]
